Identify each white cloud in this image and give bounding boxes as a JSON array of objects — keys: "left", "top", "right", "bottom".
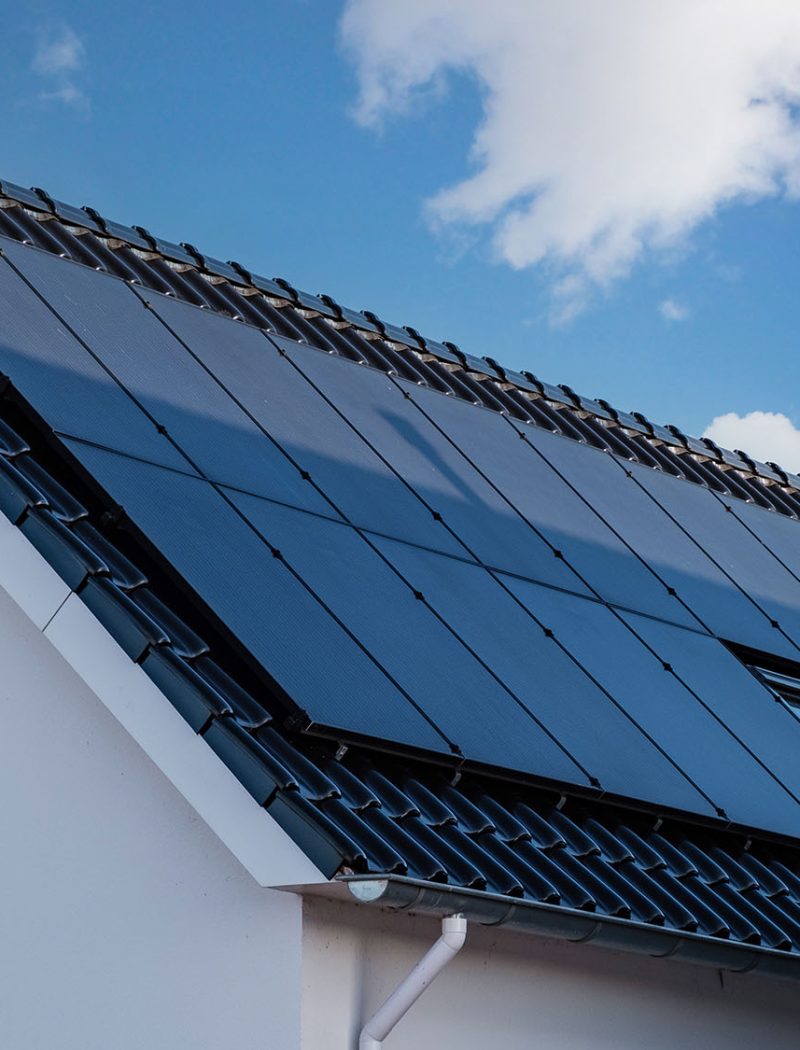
[
  {"left": 32, "top": 27, "right": 84, "bottom": 76},
  {"left": 31, "top": 26, "right": 88, "bottom": 110},
  {"left": 341, "top": 1, "right": 800, "bottom": 314},
  {"left": 659, "top": 298, "right": 690, "bottom": 321},
  {"left": 703, "top": 411, "right": 800, "bottom": 469}
]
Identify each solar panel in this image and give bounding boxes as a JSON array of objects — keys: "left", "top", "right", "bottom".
[
  {"left": 393, "top": 379, "right": 700, "bottom": 628},
  {"left": 631, "top": 464, "right": 800, "bottom": 654},
  {"left": 226, "top": 488, "right": 589, "bottom": 784},
  {"left": 497, "top": 585, "right": 800, "bottom": 835},
  {"left": 60, "top": 439, "right": 452, "bottom": 754},
  {"left": 136, "top": 291, "right": 469, "bottom": 558},
  {"left": 729, "top": 499, "right": 800, "bottom": 584},
  {"left": 0, "top": 241, "right": 188, "bottom": 471},
  {"left": 620, "top": 609, "right": 800, "bottom": 812},
  {"left": 370, "top": 534, "right": 720, "bottom": 817},
  {"left": 5, "top": 230, "right": 800, "bottom": 837},
  {"left": 517, "top": 418, "right": 799, "bottom": 660},
  {"left": 271, "top": 335, "right": 595, "bottom": 597},
  {"left": 1, "top": 243, "right": 329, "bottom": 518}
]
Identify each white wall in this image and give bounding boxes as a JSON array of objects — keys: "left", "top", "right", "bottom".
[
  {"left": 302, "top": 895, "right": 800, "bottom": 1050},
  {"left": 0, "top": 583, "right": 302, "bottom": 1050}
]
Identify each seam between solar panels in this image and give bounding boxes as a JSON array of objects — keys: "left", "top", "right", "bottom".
[
  {"left": 385, "top": 373, "right": 800, "bottom": 811},
  {"left": 0, "top": 253, "right": 459, "bottom": 755},
  {"left": 128, "top": 286, "right": 599, "bottom": 787}
]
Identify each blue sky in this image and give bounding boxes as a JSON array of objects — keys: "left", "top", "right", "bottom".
[{"left": 3, "top": 2, "right": 800, "bottom": 462}]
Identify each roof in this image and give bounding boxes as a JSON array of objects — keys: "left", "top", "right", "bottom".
[{"left": 3, "top": 178, "right": 800, "bottom": 976}]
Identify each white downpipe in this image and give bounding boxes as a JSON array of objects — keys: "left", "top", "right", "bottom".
[{"left": 358, "top": 913, "right": 467, "bottom": 1050}]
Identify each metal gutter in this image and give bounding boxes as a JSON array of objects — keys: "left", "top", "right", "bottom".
[{"left": 339, "top": 874, "right": 800, "bottom": 982}]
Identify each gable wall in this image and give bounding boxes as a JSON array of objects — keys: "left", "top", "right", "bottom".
[
  {"left": 301, "top": 895, "right": 800, "bottom": 1050},
  {"left": 0, "top": 582, "right": 302, "bottom": 1050}
]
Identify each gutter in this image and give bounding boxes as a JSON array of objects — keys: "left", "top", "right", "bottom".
[{"left": 340, "top": 874, "right": 800, "bottom": 982}]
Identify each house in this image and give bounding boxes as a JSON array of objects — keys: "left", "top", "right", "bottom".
[{"left": 1, "top": 177, "right": 800, "bottom": 1049}]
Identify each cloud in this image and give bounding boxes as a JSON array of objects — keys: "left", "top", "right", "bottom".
[
  {"left": 31, "top": 26, "right": 88, "bottom": 110},
  {"left": 703, "top": 411, "right": 800, "bottom": 469},
  {"left": 341, "top": 1, "right": 800, "bottom": 314},
  {"left": 659, "top": 298, "right": 690, "bottom": 321},
  {"left": 32, "top": 26, "right": 84, "bottom": 76}
]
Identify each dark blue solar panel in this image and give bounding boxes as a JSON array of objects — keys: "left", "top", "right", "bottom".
[
  {"left": 2, "top": 243, "right": 328, "bottom": 518},
  {"left": 138, "top": 292, "right": 468, "bottom": 558},
  {"left": 500, "top": 583, "right": 800, "bottom": 835},
  {"left": 273, "top": 336, "right": 594, "bottom": 597},
  {"left": 518, "top": 420, "right": 799, "bottom": 660},
  {"left": 8, "top": 229, "right": 800, "bottom": 838},
  {"left": 393, "top": 380, "right": 700, "bottom": 628},
  {"left": 225, "top": 488, "right": 588, "bottom": 785},
  {"left": 60, "top": 439, "right": 451, "bottom": 754},
  {"left": 729, "top": 499, "right": 800, "bottom": 584},
  {"left": 619, "top": 609, "right": 800, "bottom": 817},
  {"left": 631, "top": 464, "right": 800, "bottom": 654},
  {"left": 369, "top": 535, "right": 720, "bottom": 817},
  {"left": 0, "top": 240, "right": 187, "bottom": 471}
]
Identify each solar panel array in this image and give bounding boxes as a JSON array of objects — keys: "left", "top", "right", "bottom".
[{"left": 3, "top": 233, "right": 800, "bottom": 837}]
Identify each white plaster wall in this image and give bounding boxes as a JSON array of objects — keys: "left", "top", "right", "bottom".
[
  {"left": 302, "top": 896, "right": 800, "bottom": 1050},
  {"left": 0, "top": 584, "right": 302, "bottom": 1050}
]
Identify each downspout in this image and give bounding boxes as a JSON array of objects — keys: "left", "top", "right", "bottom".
[{"left": 358, "top": 913, "right": 467, "bottom": 1050}]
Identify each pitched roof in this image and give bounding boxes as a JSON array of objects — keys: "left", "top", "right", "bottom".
[{"left": 3, "top": 178, "right": 800, "bottom": 976}]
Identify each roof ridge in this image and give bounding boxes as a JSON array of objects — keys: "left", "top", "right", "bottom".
[{"left": 1, "top": 177, "right": 799, "bottom": 514}]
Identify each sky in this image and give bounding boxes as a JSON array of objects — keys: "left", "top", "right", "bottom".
[{"left": 3, "top": 2, "right": 800, "bottom": 466}]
